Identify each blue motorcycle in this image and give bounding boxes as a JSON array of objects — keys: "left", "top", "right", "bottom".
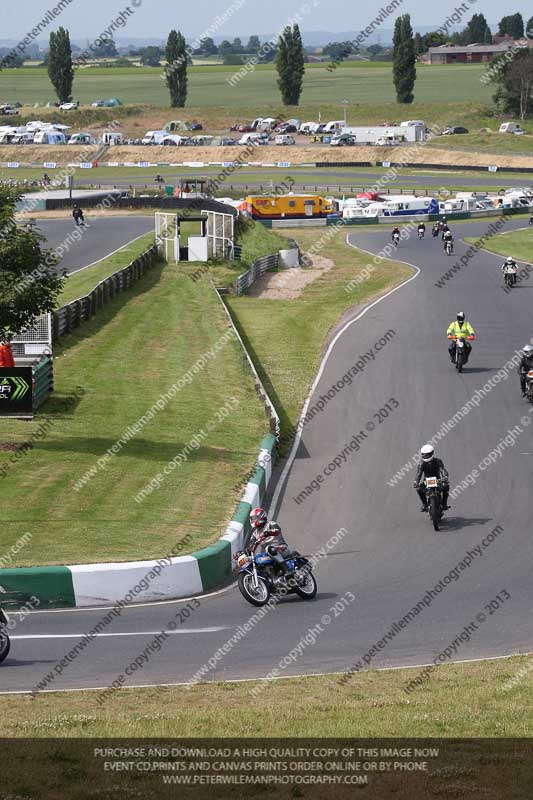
[{"left": 234, "top": 537, "right": 317, "bottom": 607}]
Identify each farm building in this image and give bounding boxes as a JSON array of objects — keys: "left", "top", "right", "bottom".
[{"left": 427, "top": 42, "right": 515, "bottom": 64}]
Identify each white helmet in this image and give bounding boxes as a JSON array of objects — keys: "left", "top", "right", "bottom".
[
  {"left": 420, "top": 444, "right": 434, "bottom": 462},
  {"left": 524, "top": 345, "right": 533, "bottom": 355},
  {"left": 507, "top": 256, "right": 514, "bottom": 263}
]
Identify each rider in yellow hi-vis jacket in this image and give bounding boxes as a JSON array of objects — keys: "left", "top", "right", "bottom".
[{"left": 447, "top": 312, "right": 475, "bottom": 364}]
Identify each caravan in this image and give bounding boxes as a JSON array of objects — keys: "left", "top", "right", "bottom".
[{"left": 33, "top": 129, "right": 66, "bottom": 144}]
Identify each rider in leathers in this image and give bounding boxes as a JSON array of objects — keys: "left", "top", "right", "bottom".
[
  {"left": 414, "top": 445, "right": 450, "bottom": 513},
  {"left": 249, "top": 508, "right": 296, "bottom": 579},
  {"left": 518, "top": 345, "right": 533, "bottom": 396}
]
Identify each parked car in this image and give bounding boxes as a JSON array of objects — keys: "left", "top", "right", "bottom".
[
  {"left": 187, "top": 121, "right": 203, "bottom": 131},
  {"left": 59, "top": 102, "right": 79, "bottom": 111},
  {"left": 276, "top": 123, "right": 298, "bottom": 134},
  {"left": 376, "top": 135, "right": 404, "bottom": 146},
  {"left": 441, "top": 126, "right": 469, "bottom": 135},
  {"left": 0, "top": 105, "right": 18, "bottom": 116},
  {"left": 330, "top": 134, "right": 356, "bottom": 147},
  {"left": 275, "top": 134, "right": 296, "bottom": 145}
]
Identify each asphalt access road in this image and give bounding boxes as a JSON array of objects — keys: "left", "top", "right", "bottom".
[
  {"left": 2, "top": 218, "right": 532, "bottom": 693},
  {"left": 35, "top": 216, "right": 155, "bottom": 275}
]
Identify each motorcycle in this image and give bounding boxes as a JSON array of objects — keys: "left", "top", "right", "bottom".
[
  {"left": 504, "top": 269, "right": 517, "bottom": 288},
  {"left": 0, "top": 609, "right": 11, "bottom": 664},
  {"left": 423, "top": 476, "right": 444, "bottom": 531},
  {"left": 526, "top": 370, "right": 533, "bottom": 404},
  {"left": 418, "top": 228, "right": 425, "bottom": 240},
  {"left": 445, "top": 239, "right": 454, "bottom": 255},
  {"left": 432, "top": 225, "right": 439, "bottom": 238},
  {"left": 234, "top": 536, "right": 317, "bottom": 607},
  {"left": 392, "top": 232, "right": 400, "bottom": 247},
  {"left": 448, "top": 334, "right": 475, "bottom": 373}
]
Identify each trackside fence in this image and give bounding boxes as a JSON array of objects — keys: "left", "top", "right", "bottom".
[
  {"left": 234, "top": 254, "right": 279, "bottom": 296},
  {"left": 52, "top": 244, "right": 159, "bottom": 340}
]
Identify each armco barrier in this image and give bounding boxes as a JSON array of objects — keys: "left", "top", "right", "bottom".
[
  {"left": 234, "top": 253, "right": 279, "bottom": 295},
  {"left": 52, "top": 245, "right": 160, "bottom": 341},
  {"left": 315, "top": 160, "right": 533, "bottom": 174},
  {"left": 0, "top": 435, "right": 277, "bottom": 609}
]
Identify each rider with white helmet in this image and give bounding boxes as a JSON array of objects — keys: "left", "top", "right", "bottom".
[{"left": 413, "top": 445, "right": 450, "bottom": 513}]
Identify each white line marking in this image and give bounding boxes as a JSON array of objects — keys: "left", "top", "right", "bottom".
[
  {"left": 270, "top": 232, "right": 420, "bottom": 514},
  {"left": 68, "top": 228, "right": 153, "bottom": 277},
  {"left": 1, "top": 650, "right": 530, "bottom": 695},
  {"left": 11, "top": 627, "right": 227, "bottom": 640}
]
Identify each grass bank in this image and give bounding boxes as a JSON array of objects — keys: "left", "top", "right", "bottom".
[
  {"left": 0, "top": 259, "right": 265, "bottom": 566},
  {"left": 1, "top": 657, "right": 532, "bottom": 797},
  {"left": 465, "top": 224, "right": 532, "bottom": 261}
]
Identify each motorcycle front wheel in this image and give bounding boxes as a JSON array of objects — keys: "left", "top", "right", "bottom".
[
  {"left": 456, "top": 350, "right": 464, "bottom": 373},
  {"left": 294, "top": 571, "right": 318, "bottom": 600},
  {"left": 0, "top": 629, "right": 11, "bottom": 664},
  {"left": 429, "top": 496, "right": 441, "bottom": 531},
  {"left": 238, "top": 572, "right": 270, "bottom": 606}
]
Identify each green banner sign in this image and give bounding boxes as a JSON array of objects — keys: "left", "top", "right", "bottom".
[{"left": 0, "top": 368, "right": 33, "bottom": 416}]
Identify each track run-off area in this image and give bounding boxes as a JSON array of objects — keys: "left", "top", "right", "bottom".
[{"left": 2, "top": 217, "right": 532, "bottom": 695}]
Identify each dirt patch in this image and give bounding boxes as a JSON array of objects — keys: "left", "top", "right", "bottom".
[
  {"left": 247, "top": 253, "right": 334, "bottom": 299},
  {"left": 0, "top": 442, "right": 32, "bottom": 452}
]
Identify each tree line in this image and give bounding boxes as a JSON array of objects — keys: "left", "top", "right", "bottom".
[{"left": 45, "top": 25, "right": 306, "bottom": 107}]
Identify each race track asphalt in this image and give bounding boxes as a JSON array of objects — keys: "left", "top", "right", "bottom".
[
  {"left": 2, "top": 218, "right": 532, "bottom": 694},
  {"left": 35, "top": 216, "right": 155, "bottom": 275}
]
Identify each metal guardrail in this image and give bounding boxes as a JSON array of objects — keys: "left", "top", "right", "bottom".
[
  {"left": 33, "top": 356, "right": 54, "bottom": 411},
  {"left": 52, "top": 245, "right": 159, "bottom": 340},
  {"left": 234, "top": 254, "right": 279, "bottom": 296}
]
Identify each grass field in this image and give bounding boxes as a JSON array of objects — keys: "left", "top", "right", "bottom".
[
  {"left": 0, "top": 64, "right": 495, "bottom": 107},
  {"left": 465, "top": 225, "right": 533, "bottom": 262},
  {"left": 1, "top": 656, "right": 532, "bottom": 799},
  {"left": 0, "top": 239, "right": 264, "bottom": 565}
]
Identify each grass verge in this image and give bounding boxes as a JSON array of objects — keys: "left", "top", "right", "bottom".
[
  {"left": 0, "top": 257, "right": 266, "bottom": 565},
  {"left": 465, "top": 225, "right": 532, "bottom": 261},
  {"left": 0, "top": 657, "right": 532, "bottom": 797}
]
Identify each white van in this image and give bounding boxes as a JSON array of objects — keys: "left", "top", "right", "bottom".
[
  {"left": 499, "top": 122, "right": 524, "bottom": 134},
  {"left": 239, "top": 132, "right": 267, "bottom": 145},
  {"left": 323, "top": 120, "right": 345, "bottom": 133},
  {"left": 376, "top": 135, "right": 403, "bottom": 146},
  {"left": 102, "top": 131, "right": 123, "bottom": 145},
  {"left": 142, "top": 130, "right": 168, "bottom": 145},
  {"left": 67, "top": 132, "right": 95, "bottom": 145},
  {"left": 275, "top": 134, "right": 295, "bottom": 145}
]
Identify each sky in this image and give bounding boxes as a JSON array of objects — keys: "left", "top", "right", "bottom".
[{"left": 4, "top": 0, "right": 532, "bottom": 41}]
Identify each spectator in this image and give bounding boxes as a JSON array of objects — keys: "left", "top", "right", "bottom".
[{"left": 0, "top": 337, "right": 15, "bottom": 367}]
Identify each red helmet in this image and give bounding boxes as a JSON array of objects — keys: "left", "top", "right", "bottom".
[{"left": 250, "top": 507, "right": 267, "bottom": 529}]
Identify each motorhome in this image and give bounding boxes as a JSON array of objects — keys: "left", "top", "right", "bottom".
[
  {"left": 102, "top": 131, "right": 124, "bottom": 145},
  {"left": 300, "top": 121, "right": 321, "bottom": 135},
  {"left": 501, "top": 190, "right": 531, "bottom": 208},
  {"left": 343, "top": 195, "right": 438, "bottom": 219},
  {"left": 241, "top": 194, "right": 335, "bottom": 220},
  {"left": 33, "top": 129, "right": 66, "bottom": 144}
]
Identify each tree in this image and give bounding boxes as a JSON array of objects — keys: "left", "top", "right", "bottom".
[
  {"left": 462, "top": 13, "right": 492, "bottom": 44},
  {"left": 193, "top": 37, "right": 217, "bottom": 56},
  {"left": 499, "top": 13, "right": 524, "bottom": 38},
  {"left": 218, "top": 40, "right": 234, "bottom": 57},
  {"left": 527, "top": 16, "right": 533, "bottom": 38},
  {"left": 91, "top": 38, "right": 118, "bottom": 58},
  {"left": 484, "top": 25, "right": 493, "bottom": 44},
  {"left": 489, "top": 47, "right": 533, "bottom": 118},
  {"left": 323, "top": 40, "right": 354, "bottom": 61},
  {"left": 413, "top": 33, "right": 424, "bottom": 55},
  {"left": 422, "top": 31, "right": 448, "bottom": 51},
  {"left": 393, "top": 14, "right": 416, "bottom": 104},
  {"left": 165, "top": 30, "right": 188, "bottom": 107},
  {"left": 0, "top": 188, "right": 64, "bottom": 338},
  {"left": 232, "top": 38, "right": 243, "bottom": 54},
  {"left": 138, "top": 46, "right": 163, "bottom": 67},
  {"left": 246, "top": 35, "right": 261, "bottom": 53},
  {"left": 223, "top": 54, "right": 244, "bottom": 65},
  {"left": 47, "top": 27, "right": 74, "bottom": 103},
  {"left": 276, "top": 24, "right": 305, "bottom": 105}
]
